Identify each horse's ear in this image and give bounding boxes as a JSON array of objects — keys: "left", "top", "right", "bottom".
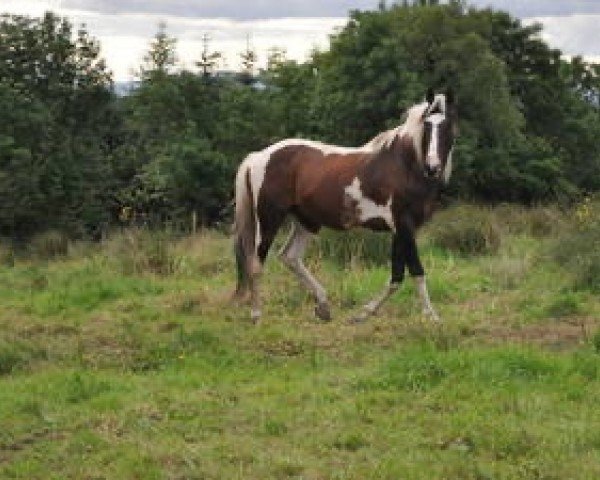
[{"left": 426, "top": 87, "right": 435, "bottom": 105}]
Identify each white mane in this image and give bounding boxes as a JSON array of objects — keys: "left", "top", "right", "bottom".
[{"left": 362, "top": 94, "right": 448, "bottom": 162}]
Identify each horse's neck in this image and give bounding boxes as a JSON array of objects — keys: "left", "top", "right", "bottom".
[{"left": 363, "top": 127, "right": 401, "bottom": 151}]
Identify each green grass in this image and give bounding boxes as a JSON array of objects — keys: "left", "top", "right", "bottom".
[{"left": 1, "top": 206, "right": 600, "bottom": 479}]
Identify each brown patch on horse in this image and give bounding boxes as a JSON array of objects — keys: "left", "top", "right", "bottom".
[{"left": 260, "top": 144, "right": 371, "bottom": 232}]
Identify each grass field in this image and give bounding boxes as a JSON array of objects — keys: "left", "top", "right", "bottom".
[{"left": 1, "top": 204, "right": 599, "bottom": 479}]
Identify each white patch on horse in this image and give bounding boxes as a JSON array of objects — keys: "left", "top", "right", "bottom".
[
  {"left": 443, "top": 147, "right": 453, "bottom": 184},
  {"left": 425, "top": 112, "right": 445, "bottom": 170},
  {"left": 344, "top": 178, "right": 394, "bottom": 231},
  {"left": 415, "top": 276, "right": 440, "bottom": 322},
  {"left": 398, "top": 102, "right": 430, "bottom": 164},
  {"left": 240, "top": 152, "right": 269, "bottom": 249}
]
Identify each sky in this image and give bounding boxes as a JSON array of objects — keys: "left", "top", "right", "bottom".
[{"left": 1, "top": 0, "right": 600, "bottom": 81}]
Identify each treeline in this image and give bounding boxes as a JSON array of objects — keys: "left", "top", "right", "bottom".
[{"left": 1, "top": 2, "right": 600, "bottom": 240}]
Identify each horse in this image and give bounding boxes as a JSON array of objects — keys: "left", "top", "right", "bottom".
[{"left": 233, "top": 89, "right": 458, "bottom": 324}]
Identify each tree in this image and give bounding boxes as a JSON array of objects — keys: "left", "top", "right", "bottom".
[
  {"left": 196, "top": 33, "right": 222, "bottom": 78},
  {"left": 239, "top": 34, "right": 257, "bottom": 83},
  {"left": 0, "top": 13, "right": 116, "bottom": 239},
  {"left": 266, "top": 47, "right": 287, "bottom": 73},
  {"left": 266, "top": 2, "right": 599, "bottom": 202},
  {"left": 142, "top": 21, "right": 177, "bottom": 78}
]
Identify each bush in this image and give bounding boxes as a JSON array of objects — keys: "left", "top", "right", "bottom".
[
  {"left": 552, "top": 199, "right": 600, "bottom": 292},
  {"left": 426, "top": 205, "right": 502, "bottom": 256},
  {"left": 0, "top": 240, "right": 15, "bottom": 266},
  {"left": 28, "top": 230, "right": 69, "bottom": 259}
]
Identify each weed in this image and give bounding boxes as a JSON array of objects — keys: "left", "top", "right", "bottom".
[
  {"left": 0, "top": 339, "right": 46, "bottom": 375},
  {"left": 333, "top": 432, "right": 369, "bottom": 452},
  {"left": 65, "top": 371, "right": 112, "bottom": 403},
  {"left": 592, "top": 328, "right": 600, "bottom": 354},
  {"left": 545, "top": 292, "right": 583, "bottom": 318},
  {"left": 264, "top": 418, "right": 288, "bottom": 436}
]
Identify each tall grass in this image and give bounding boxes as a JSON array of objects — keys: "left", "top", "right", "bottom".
[
  {"left": 28, "top": 230, "right": 70, "bottom": 259},
  {"left": 551, "top": 198, "right": 600, "bottom": 292},
  {"left": 306, "top": 203, "right": 569, "bottom": 266},
  {"left": 425, "top": 204, "right": 503, "bottom": 256},
  {"left": 314, "top": 228, "right": 389, "bottom": 267},
  {"left": 102, "top": 228, "right": 182, "bottom": 276}
]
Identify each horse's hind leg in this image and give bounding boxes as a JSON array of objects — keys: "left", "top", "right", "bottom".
[
  {"left": 279, "top": 222, "right": 331, "bottom": 321},
  {"left": 248, "top": 209, "right": 286, "bottom": 323},
  {"left": 248, "top": 255, "right": 263, "bottom": 323}
]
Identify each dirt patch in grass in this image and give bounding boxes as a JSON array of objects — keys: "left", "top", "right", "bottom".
[
  {"left": 21, "top": 323, "right": 79, "bottom": 337},
  {"left": 481, "top": 318, "right": 597, "bottom": 350}
]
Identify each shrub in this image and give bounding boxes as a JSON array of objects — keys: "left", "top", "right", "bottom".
[
  {"left": 552, "top": 198, "right": 600, "bottom": 292},
  {"left": 493, "top": 203, "right": 566, "bottom": 238},
  {"left": 426, "top": 205, "right": 502, "bottom": 256},
  {"left": 0, "top": 240, "right": 15, "bottom": 266},
  {"left": 28, "top": 230, "right": 69, "bottom": 259}
]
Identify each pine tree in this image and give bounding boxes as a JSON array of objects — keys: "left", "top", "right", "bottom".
[
  {"left": 196, "top": 34, "right": 222, "bottom": 78},
  {"left": 142, "top": 21, "right": 177, "bottom": 78},
  {"left": 239, "top": 34, "right": 257, "bottom": 83}
]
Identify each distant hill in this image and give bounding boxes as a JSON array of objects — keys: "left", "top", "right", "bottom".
[{"left": 113, "top": 80, "right": 140, "bottom": 96}]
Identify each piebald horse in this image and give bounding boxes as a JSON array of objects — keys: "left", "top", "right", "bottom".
[{"left": 233, "top": 89, "right": 457, "bottom": 323}]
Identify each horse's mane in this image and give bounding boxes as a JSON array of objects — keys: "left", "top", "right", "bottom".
[{"left": 362, "top": 94, "right": 447, "bottom": 153}]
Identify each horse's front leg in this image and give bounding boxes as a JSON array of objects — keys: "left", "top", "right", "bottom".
[
  {"left": 350, "top": 227, "right": 440, "bottom": 323},
  {"left": 349, "top": 231, "right": 405, "bottom": 324},
  {"left": 402, "top": 227, "right": 441, "bottom": 323}
]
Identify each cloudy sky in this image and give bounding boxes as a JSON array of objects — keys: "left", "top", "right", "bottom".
[{"left": 2, "top": 0, "right": 599, "bottom": 80}]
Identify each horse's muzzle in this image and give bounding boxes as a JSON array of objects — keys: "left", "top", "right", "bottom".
[{"left": 424, "top": 164, "right": 441, "bottom": 179}]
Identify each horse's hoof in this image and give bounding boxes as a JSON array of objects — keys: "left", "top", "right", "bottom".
[
  {"left": 251, "top": 309, "right": 261, "bottom": 325},
  {"left": 314, "top": 303, "right": 332, "bottom": 322}
]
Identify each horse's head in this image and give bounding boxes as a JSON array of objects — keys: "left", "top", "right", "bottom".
[{"left": 420, "top": 88, "right": 458, "bottom": 183}]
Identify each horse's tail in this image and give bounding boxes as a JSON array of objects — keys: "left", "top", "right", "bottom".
[{"left": 233, "top": 157, "right": 257, "bottom": 297}]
